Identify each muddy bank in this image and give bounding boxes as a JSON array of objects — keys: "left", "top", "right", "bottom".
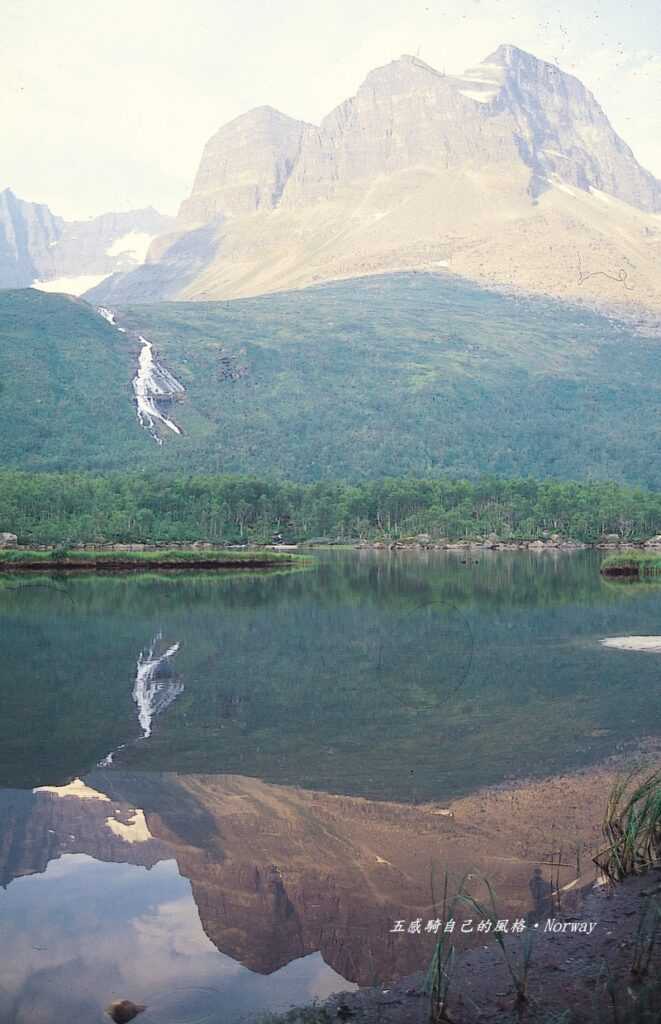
[
  {"left": 253, "top": 743, "right": 661, "bottom": 1023},
  {"left": 0, "top": 558, "right": 291, "bottom": 572},
  {"left": 307, "top": 868, "right": 661, "bottom": 1024}
]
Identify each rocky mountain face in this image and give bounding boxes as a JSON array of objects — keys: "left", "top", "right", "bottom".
[
  {"left": 177, "top": 106, "right": 311, "bottom": 226},
  {"left": 88, "top": 45, "right": 661, "bottom": 313},
  {"left": 280, "top": 44, "right": 660, "bottom": 211},
  {"left": 0, "top": 188, "right": 173, "bottom": 291},
  {"left": 0, "top": 190, "right": 60, "bottom": 288}
]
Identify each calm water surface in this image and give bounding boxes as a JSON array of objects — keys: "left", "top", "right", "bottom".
[{"left": 1, "top": 550, "right": 660, "bottom": 1022}]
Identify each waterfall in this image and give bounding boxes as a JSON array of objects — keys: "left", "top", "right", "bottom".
[
  {"left": 98, "top": 634, "right": 182, "bottom": 766},
  {"left": 96, "top": 306, "right": 185, "bottom": 443},
  {"left": 132, "top": 335, "right": 186, "bottom": 444}
]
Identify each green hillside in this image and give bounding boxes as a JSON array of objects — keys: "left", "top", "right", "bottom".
[
  {"left": 0, "top": 289, "right": 152, "bottom": 468},
  {"left": 118, "top": 273, "right": 661, "bottom": 486},
  {"left": 3, "top": 275, "right": 661, "bottom": 484}
]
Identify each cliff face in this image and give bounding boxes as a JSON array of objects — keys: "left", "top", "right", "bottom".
[
  {"left": 181, "top": 46, "right": 661, "bottom": 216},
  {"left": 488, "top": 44, "right": 661, "bottom": 209},
  {"left": 0, "top": 189, "right": 173, "bottom": 290},
  {"left": 0, "top": 190, "right": 62, "bottom": 288},
  {"left": 88, "top": 45, "right": 661, "bottom": 312},
  {"left": 178, "top": 106, "right": 311, "bottom": 226}
]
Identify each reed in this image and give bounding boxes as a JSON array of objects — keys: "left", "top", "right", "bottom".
[
  {"left": 425, "top": 869, "right": 460, "bottom": 1023},
  {"left": 594, "top": 770, "right": 661, "bottom": 881},
  {"left": 457, "top": 875, "right": 535, "bottom": 1008},
  {"left": 630, "top": 896, "right": 661, "bottom": 978}
]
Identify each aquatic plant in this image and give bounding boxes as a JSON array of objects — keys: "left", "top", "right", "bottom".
[
  {"left": 425, "top": 869, "right": 461, "bottom": 1023},
  {"left": 630, "top": 896, "right": 661, "bottom": 978},
  {"left": 600, "top": 551, "right": 661, "bottom": 576},
  {"left": 594, "top": 770, "right": 661, "bottom": 881},
  {"left": 457, "top": 875, "right": 535, "bottom": 1007}
]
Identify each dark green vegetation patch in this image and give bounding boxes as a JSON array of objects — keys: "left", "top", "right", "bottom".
[
  {"left": 4, "top": 274, "right": 661, "bottom": 484},
  {"left": 601, "top": 550, "right": 661, "bottom": 575},
  {"left": 2, "top": 471, "right": 661, "bottom": 545}
]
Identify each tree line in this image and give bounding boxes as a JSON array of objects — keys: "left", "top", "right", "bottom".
[{"left": 2, "top": 471, "right": 661, "bottom": 545}]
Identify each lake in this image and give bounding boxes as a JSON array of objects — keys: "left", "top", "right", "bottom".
[{"left": 1, "top": 549, "right": 660, "bottom": 1022}]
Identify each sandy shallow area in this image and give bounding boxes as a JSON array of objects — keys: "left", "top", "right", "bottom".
[{"left": 601, "top": 635, "right": 661, "bottom": 652}]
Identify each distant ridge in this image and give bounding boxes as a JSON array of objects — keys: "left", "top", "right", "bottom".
[{"left": 0, "top": 188, "right": 173, "bottom": 292}]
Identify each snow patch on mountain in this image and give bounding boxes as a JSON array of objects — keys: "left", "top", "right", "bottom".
[
  {"left": 31, "top": 274, "right": 108, "bottom": 296},
  {"left": 106, "top": 231, "right": 156, "bottom": 263},
  {"left": 457, "top": 88, "right": 498, "bottom": 103},
  {"left": 105, "top": 809, "right": 153, "bottom": 843},
  {"left": 34, "top": 779, "right": 111, "bottom": 801}
]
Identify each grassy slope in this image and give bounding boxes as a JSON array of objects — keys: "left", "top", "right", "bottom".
[
  {"left": 4, "top": 274, "right": 661, "bottom": 484},
  {"left": 118, "top": 273, "right": 661, "bottom": 484},
  {"left": 0, "top": 289, "right": 152, "bottom": 469}
]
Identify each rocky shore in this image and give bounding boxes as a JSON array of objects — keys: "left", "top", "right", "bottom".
[
  {"left": 355, "top": 532, "right": 661, "bottom": 553},
  {"left": 4, "top": 534, "right": 661, "bottom": 555}
]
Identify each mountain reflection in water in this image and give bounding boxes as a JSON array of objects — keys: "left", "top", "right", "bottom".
[
  {"left": 1, "top": 550, "right": 660, "bottom": 1021},
  {"left": 0, "top": 758, "right": 648, "bottom": 1023}
]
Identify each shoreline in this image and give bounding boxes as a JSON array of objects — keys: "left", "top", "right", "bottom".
[
  {"left": 354, "top": 538, "right": 661, "bottom": 553},
  {"left": 600, "top": 551, "right": 661, "bottom": 577},
  {"left": 286, "top": 868, "right": 661, "bottom": 1024},
  {"left": 0, "top": 558, "right": 292, "bottom": 572},
  {"left": 260, "top": 742, "right": 661, "bottom": 1024},
  {"left": 0, "top": 546, "right": 303, "bottom": 573}
]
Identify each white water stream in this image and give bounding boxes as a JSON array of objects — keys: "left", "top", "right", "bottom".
[
  {"left": 133, "top": 335, "right": 185, "bottom": 443},
  {"left": 96, "top": 306, "right": 185, "bottom": 443},
  {"left": 133, "top": 636, "right": 183, "bottom": 738},
  {"left": 98, "top": 634, "right": 182, "bottom": 766}
]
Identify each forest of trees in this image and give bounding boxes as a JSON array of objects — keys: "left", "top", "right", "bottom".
[{"left": 2, "top": 471, "right": 661, "bottom": 545}]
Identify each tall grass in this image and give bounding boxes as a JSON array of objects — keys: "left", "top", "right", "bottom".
[
  {"left": 594, "top": 770, "right": 661, "bottom": 881},
  {"left": 457, "top": 875, "right": 535, "bottom": 1007},
  {"left": 631, "top": 897, "right": 661, "bottom": 978},
  {"left": 601, "top": 551, "right": 661, "bottom": 575},
  {"left": 425, "top": 869, "right": 460, "bottom": 1023}
]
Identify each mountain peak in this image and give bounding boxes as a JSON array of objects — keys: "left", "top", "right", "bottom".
[
  {"left": 178, "top": 103, "right": 311, "bottom": 225},
  {"left": 361, "top": 53, "right": 445, "bottom": 91},
  {"left": 488, "top": 43, "right": 548, "bottom": 67},
  {"left": 89, "top": 43, "right": 661, "bottom": 309},
  {"left": 238, "top": 104, "right": 304, "bottom": 125},
  {"left": 0, "top": 187, "right": 21, "bottom": 207}
]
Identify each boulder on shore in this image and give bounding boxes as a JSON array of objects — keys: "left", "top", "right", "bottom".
[{"left": 0, "top": 532, "right": 17, "bottom": 549}]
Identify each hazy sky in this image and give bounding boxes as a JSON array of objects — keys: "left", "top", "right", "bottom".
[{"left": 3, "top": 0, "right": 660, "bottom": 219}]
